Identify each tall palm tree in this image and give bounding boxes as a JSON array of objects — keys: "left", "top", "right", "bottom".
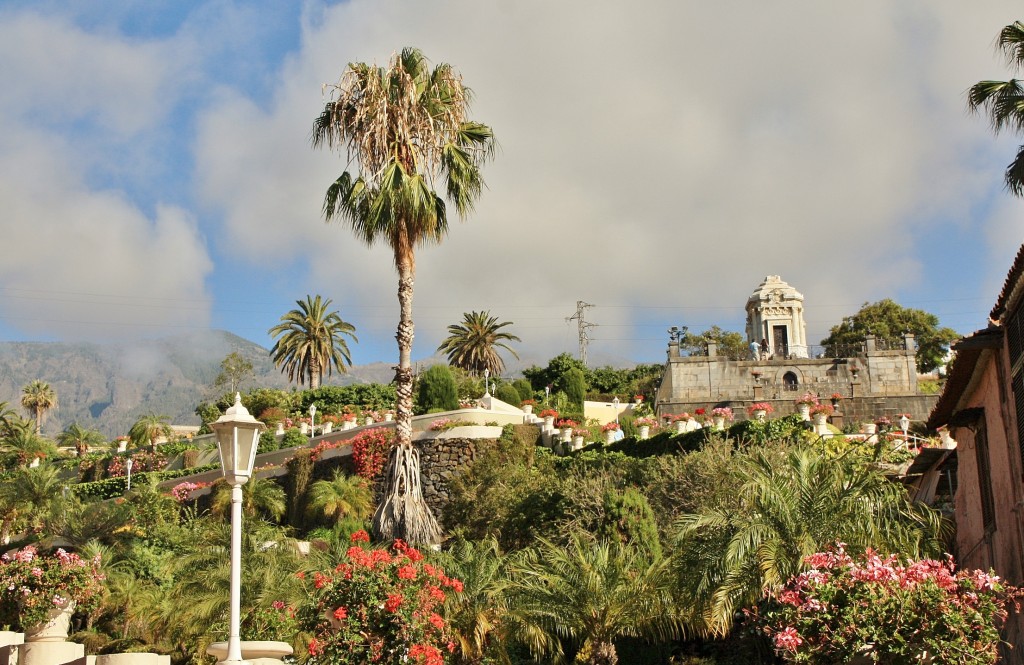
[
  {"left": 438, "top": 311, "right": 521, "bottom": 377},
  {"left": 128, "top": 413, "right": 174, "bottom": 451},
  {"left": 268, "top": 295, "right": 357, "bottom": 390},
  {"left": 969, "top": 21, "right": 1024, "bottom": 195},
  {"left": 313, "top": 47, "right": 496, "bottom": 544},
  {"left": 306, "top": 470, "right": 373, "bottom": 523},
  {"left": 20, "top": 380, "right": 57, "bottom": 435},
  {"left": 58, "top": 423, "right": 106, "bottom": 457},
  {"left": 673, "top": 446, "right": 946, "bottom": 635},
  {"left": 507, "top": 533, "right": 681, "bottom": 665}
]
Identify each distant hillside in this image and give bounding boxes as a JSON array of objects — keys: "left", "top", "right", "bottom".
[{"left": 0, "top": 331, "right": 398, "bottom": 438}]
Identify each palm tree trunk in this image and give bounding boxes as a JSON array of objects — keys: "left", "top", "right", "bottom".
[
  {"left": 371, "top": 250, "right": 442, "bottom": 546},
  {"left": 310, "top": 358, "right": 321, "bottom": 390},
  {"left": 34, "top": 408, "right": 42, "bottom": 435}
]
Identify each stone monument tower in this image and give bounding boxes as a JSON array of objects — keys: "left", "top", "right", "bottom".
[{"left": 745, "top": 275, "right": 809, "bottom": 359}]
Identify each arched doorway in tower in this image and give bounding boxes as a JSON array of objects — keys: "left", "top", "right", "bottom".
[{"left": 783, "top": 371, "right": 799, "bottom": 390}]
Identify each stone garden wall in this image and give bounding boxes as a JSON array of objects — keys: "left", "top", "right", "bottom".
[{"left": 416, "top": 435, "right": 493, "bottom": 517}]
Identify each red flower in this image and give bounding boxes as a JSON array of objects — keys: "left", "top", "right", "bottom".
[
  {"left": 333, "top": 606, "right": 348, "bottom": 620},
  {"left": 295, "top": 571, "right": 305, "bottom": 579},
  {"left": 384, "top": 593, "right": 404, "bottom": 612},
  {"left": 351, "top": 530, "right": 371, "bottom": 543},
  {"left": 428, "top": 612, "right": 444, "bottom": 630},
  {"left": 313, "top": 572, "right": 331, "bottom": 589},
  {"left": 397, "top": 564, "right": 417, "bottom": 580},
  {"left": 308, "top": 638, "right": 322, "bottom": 656}
]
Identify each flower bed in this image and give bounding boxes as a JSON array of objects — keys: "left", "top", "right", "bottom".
[{"left": 0, "top": 546, "right": 106, "bottom": 630}]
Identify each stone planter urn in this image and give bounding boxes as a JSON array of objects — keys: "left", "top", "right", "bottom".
[
  {"left": 365, "top": 416, "right": 374, "bottom": 426},
  {"left": 207, "top": 640, "right": 294, "bottom": 665},
  {"left": 605, "top": 430, "right": 616, "bottom": 445},
  {"left": 639, "top": 425, "right": 650, "bottom": 439},
  {"left": 572, "top": 435, "right": 584, "bottom": 450},
  {"left": 561, "top": 428, "right": 572, "bottom": 442},
  {"left": 863, "top": 423, "right": 877, "bottom": 435},
  {"left": 753, "top": 410, "right": 767, "bottom": 422},
  {"left": 322, "top": 422, "right": 333, "bottom": 434},
  {"left": 797, "top": 404, "right": 811, "bottom": 421},
  {"left": 675, "top": 420, "right": 687, "bottom": 434},
  {"left": 939, "top": 430, "right": 956, "bottom": 449},
  {"left": 342, "top": 420, "right": 356, "bottom": 431},
  {"left": 275, "top": 422, "right": 284, "bottom": 435},
  {"left": 713, "top": 416, "right": 726, "bottom": 429},
  {"left": 24, "top": 602, "right": 75, "bottom": 642},
  {"left": 299, "top": 422, "right": 308, "bottom": 435},
  {"left": 543, "top": 416, "right": 555, "bottom": 429},
  {"left": 813, "top": 412, "right": 828, "bottom": 427},
  {"left": 384, "top": 413, "right": 394, "bottom": 422},
  {"left": 117, "top": 440, "right": 128, "bottom": 452},
  {"left": 522, "top": 404, "right": 533, "bottom": 415},
  {"left": 28, "top": 457, "right": 40, "bottom": 468}
]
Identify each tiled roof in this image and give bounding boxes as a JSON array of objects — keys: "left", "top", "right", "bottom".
[{"left": 990, "top": 243, "right": 1024, "bottom": 322}]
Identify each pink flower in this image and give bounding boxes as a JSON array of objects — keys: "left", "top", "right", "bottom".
[{"left": 774, "top": 627, "right": 804, "bottom": 652}]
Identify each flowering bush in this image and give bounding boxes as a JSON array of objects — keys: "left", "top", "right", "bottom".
[
  {"left": 349, "top": 428, "right": 395, "bottom": 479},
  {"left": 428, "top": 419, "right": 473, "bottom": 432},
  {"left": 572, "top": 428, "right": 589, "bottom": 438},
  {"left": 693, "top": 408, "right": 707, "bottom": 422},
  {"left": 242, "top": 600, "right": 300, "bottom": 642},
  {"left": 520, "top": 399, "right": 536, "bottom": 407},
  {"left": 794, "top": 393, "right": 819, "bottom": 406},
  {"left": 710, "top": 407, "right": 733, "bottom": 421},
  {"left": 555, "top": 419, "right": 578, "bottom": 429},
  {"left": 107, "top": 452, "right": 166, "bottom": 477},
  {"left": 809, "top": 403, "right": 834, "bottom": 417},
  {"left": 300, "top": 531, "right": 459, "bottom": 664},
  {"left": 633, "top": 394, "right": 644, "bottom": 402},
  {"left": 634, "top": 417, "right": 659, "bottom": 428},
  {"left": 601, "top": 422, "right": 621, "bottom": 433},
  {"left": 747, "top": 402, "right": 774, "bottom": 417},
  {"left": 537, "top": 409, "right": 559, "bottom": 420},
  {"left": 751, "top": 545, "right": 1022, "bottom": 664},
  {"left": 875, "top": 416, "right": 892, "bottom": 430},
  {"left": 829, "top": 393, "right": 843, "bottom": 401},
  {"left": 170, "top": 481, "right": 207, "bottom": 503},
  {"left": 0, "top": 546, "right": 106, "bottom": 630}
]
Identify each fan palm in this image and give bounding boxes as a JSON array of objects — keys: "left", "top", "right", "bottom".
[
  {"left": 20, "top": 379, "right": 57, "bottom": 435},
  {"left": 0, "top": 427, "right": 58, "bottom": 470},
  {"left": 313, "top": 47, "right": 496, "bottom": 544},
  {"left": 507, "top": 533, "right": 681, "bottom": 665},
  {"left": 209, "top": 476, "right": 287, "bottom": 523},
  {"left": 268, "top": 294, "right": 357, "bottom": 390},
  {"left": 128, "top": 413, "right": 174, "bottom": 451},
  {"left": 306, "top": 470, "right": 373, "bottom": 523},
  {"left": 969, "top": 21, "right": 1024, "bottom": 195},
  {"left": 438, "top": 311, "right": 521, "bottom": 377},
  {"left": 673, "top": 446, "right": 946, "bottom": 635},
  {"left": 58, "top": 423, "right": 106, "bottom": 457}
]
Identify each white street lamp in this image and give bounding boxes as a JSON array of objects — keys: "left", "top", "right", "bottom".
[
  {"left": 125, "top": 458, "right": 134, "bottom": 491},
  {"left": 210, "top": 393, "right": 266, "bottom": 665},
  {"left": 900, "top": 414, "right": 910, "bottom": 438},
  {"left": 309, "top": 404, "right": 317, "bottom": 438},
  {"left": 484, "top": 368, "right": 490, "bottom": 396},
  {"left": 612, "top": 396, "right": 620, "bottom": 424}
]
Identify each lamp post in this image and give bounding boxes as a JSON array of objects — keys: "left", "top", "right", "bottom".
[
  {"left": 484, "top": 368, "right": 490, "bottom": 395},
  {"left": 309, "top": 404, "right": 316, "bottom": 438},
  {"left": 126, "top": 458, "right": 134, "bottom": 491},
  {"left": 612, "top": 396, "right": 620, "bottom": 424},
  {"left": 210, "top": 393, "right": 266, "bottom": 665},
  {"left": 900, "top": 414, "right": 910, "bottom": 439}
]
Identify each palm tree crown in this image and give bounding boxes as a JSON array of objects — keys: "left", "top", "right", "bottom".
[
  {"left": 128, "top": 414, "right": 174, "bottom": 451},
  {"left": 58, "top": 423, "right": 106, "bottom": 458},
  {"left": 438, "top": 310, "right": 520, "bottom": 376},
  {"left": 969, "top": 21, "right": 1024, "bottom": 195},
  {"left": 20, "top": 380, "right": 57, "bottom": 435},
  {"left": 268, "top": 295, "right": 357, "bottom": 390},
  {"left": 313, "top": 47, "right": 495, "bottom": 545}
]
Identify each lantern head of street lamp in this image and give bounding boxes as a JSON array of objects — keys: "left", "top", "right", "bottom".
[{"left": 211, "top": 393, "right": 266, "bottom": 486}]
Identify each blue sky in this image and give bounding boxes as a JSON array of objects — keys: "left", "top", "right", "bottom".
[{"left": 0, "top": 0, "right": 1022, "bottom": 370}]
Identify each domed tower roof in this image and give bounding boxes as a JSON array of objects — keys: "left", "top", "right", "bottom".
[{"left": 745, "top": 275, "right": 809, "bottom": 358}]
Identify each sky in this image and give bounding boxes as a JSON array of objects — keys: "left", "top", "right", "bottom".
[{"left": 1, "top": 0, "right": 1023, "bottom": 371}]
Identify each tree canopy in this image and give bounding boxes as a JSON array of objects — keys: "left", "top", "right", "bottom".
[
  {"left": 268, "top": 295, "right": 357, "bottom": 390},
  {"left": 820, "top": 299, "right": 960, "bottom": 373},
  {"left": 437, "top": 310, "right": 520, "bottom": 376},
  {"left": 679, "top": 325, "right": 747, "bottom": 361}
]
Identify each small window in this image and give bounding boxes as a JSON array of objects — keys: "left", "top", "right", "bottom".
[{"left": 783, "top": 372, "right": 798, "bottom": 389}]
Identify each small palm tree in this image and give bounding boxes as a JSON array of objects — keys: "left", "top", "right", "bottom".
[
  {"left": 20, "top": 380, "right": 57, "bottom": 435},
  {"left": 313, "top": 47, "right": 496, "bottom": 545},
  {"left": 438, "top": 311, "right": 521, "bottom": 377},
  {"left": 268, "top": 295, "right": 357, "bottom": 390},
  {"left": 58, "top": 423, "right": 106, "bottom": 457},
  {"left": 210, "top": 476, "right": 287, "bottom": 523},
  {"left": 128, "top": 413, "right": 174, "bottom": 452},
  {"left": 0, "top": 428, "right": 57, "bottom": 469},
  {"left": 673, "top": 446, "right": 946, "bottom": 635},
  {"left": 0, "top": 465, "right": 68, "bottom": 535},
  {"left": 507, "top": 533, "right": 681, "bottom": 665},
  {"left": 0, "top": 401, "right": 19, "bottom": 437},
  {"left": 306, "top": 470, "right": 373, "bottom": 523},
  {"left": 969, "top": 21, "right": 1024, "bottom": 195}
]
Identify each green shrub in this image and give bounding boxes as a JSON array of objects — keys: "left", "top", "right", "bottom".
[
  {"left": 300, "top": 384, "right": 396, "bottom": 414},
  {"left": 285, "top": 449, "right": 315, "bottom": 528},
  {"left": 599, "top": 488, "right": 662, "bottom": 561},
  {"left": 280, "top": 428, "right": 307, "bottom": 449},
  {"left": 563, "top": 367, "right": 587, "bottom": 412},
  {"left": 416, "top": 365, "right": 459, "bottom": 413},
  {"left": 258, "top": 431, "right": 281, "bottom": 454},
  {"left": 494, "top": 383, "right": 521, "bottom": 406},
  {"left": 512, "top": 379, "right": 534, "bottom": 402}
]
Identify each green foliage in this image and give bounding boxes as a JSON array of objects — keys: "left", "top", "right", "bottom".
[
  {"left": 280, "top": 428, "right": 307, "bottom": 449},
  {"left": 242, "top": 389, "right": 294, "bottom": 421},
  {"left": 71, "top": 465, "right": 219, "bottom": 500},
  {"left": 258, "top": 431, "right": 280, "bottom": 454},
  {"left": 599, "top": 488, "right": 662, "bottom": 561},
  {"left": 194, "top": 402, "right": 221, "bottom": 435},
  {"left": 681, "top": 325, "right": 747, "bottom": 360},
  {"left": 820, "top": 299, "right": 960, "bottom": 373},
  {"left": 268, "top": 294, "right": 357, "bottom": 388},
  {"left": 214, "top": 351, "right": 254, "bottom": 393},
  {"left": 416, "top": 365, "right": 459, "bottom": 414},
  {"left": 512, "top": 378, "right": 534, "bottom": 402},
  {"left": 299, "top": 384, "right": 396, "bottom": 414},
  {"left": 522, "top": 352, "right": 586, "bottom": 393},
  {"left": 727, "top": 414, "right": 807, "bottom": 446},
  {"left": 285, "top": 449, "right": 315, "bottom": 528},
  {"left": 437, "top": 310, "right": 520, "bottom": 376},
  {"left": 494, "top": 382, "right": 521, "bottom": 406},
  {"left": 563, "top": 367, "right": 587, "bottom": 412}
]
